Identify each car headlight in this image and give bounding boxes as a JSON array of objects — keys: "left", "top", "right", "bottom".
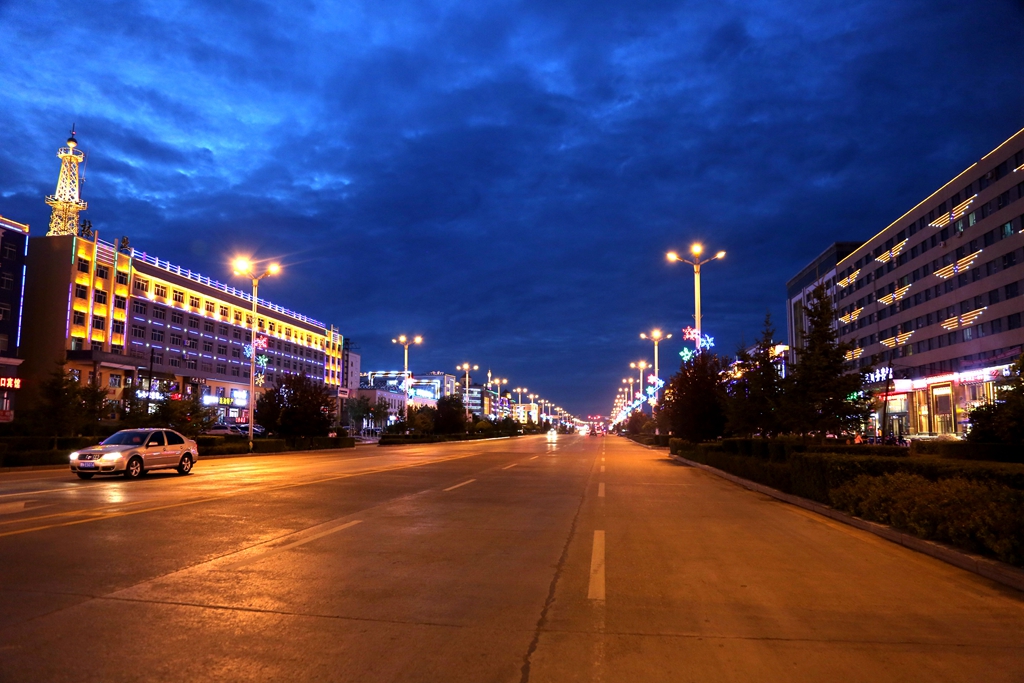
[
  {"left": 69, "top": 452, "right": 79, "bottom": 461},
  {"left": 101, "top": 451, "right": 123, "bottom": 460}
]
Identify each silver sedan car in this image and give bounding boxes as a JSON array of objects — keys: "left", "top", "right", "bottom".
[{"left": 70, "top": 428, "right": 199, "bottom": 480}]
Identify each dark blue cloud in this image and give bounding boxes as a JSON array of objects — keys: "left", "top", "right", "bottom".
[{"left": 1, "top": 0, "right": 1022, "bottom": 417}]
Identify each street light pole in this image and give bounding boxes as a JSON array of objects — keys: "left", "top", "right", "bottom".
[
  {"left": 640, "top": 329, "right": 672, "bottom": 405},
  {"left": 392, "top": 335, "right": 423, "bottom": 392},
  {"left": 232, "top": 257, "right": 280, "bottom": 453},
  {"left": 667, "top": 245, "right": 726, "bottom": 352}
]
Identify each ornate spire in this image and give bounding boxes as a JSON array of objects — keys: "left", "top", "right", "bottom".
[{"left": 45, "top": 127, "right": 87, "bottom": 236}]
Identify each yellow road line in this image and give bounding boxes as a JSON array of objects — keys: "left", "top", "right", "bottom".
[{"left": 0, "top": 450, "right": 487, "bottom": 539}]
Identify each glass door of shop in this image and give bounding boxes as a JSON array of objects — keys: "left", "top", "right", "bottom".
[{"left": 930, "top": 385, "right": 954, "bottom": 435}]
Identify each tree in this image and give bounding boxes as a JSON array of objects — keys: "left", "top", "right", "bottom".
[
  {"left": 408, "top": 405, "right": 437, "bottom": 434},
  {"left": 435, "top": 395, "right": 467, "bottom": 434},
  {"left": 260, "top": 374, "right": 335, "bottom": 438},
  {"left": 967, "top": 353, "right": 1024, "bottom": 445},
  {"left": 346, "top": 396, "right": 371, "bottom": 433},
  {"left": 370, "top": 397, "right": 392, "bottom": 431},
  {"left": 36, "top": 366, "right": 84, "bottom": 437},
  {"left": 784, "top": 284, "right": 871, "bottom": 437},
  {"left": 727, "top": 314, "right": 784, "bottom": 437},
  {"left": 625, "top": 409, "right": 651, "bottom": 435},
  {"left": 155, "top": 393, "right": 219, "bottom": 437},
  {"left": 255, "top": 385, "right": 287, "bottom": 434},
  {"left": 662, "top": 352, "right": 728, "bottom": 442}
]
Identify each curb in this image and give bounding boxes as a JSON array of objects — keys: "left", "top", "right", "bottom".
[{"left": 667, "top": 452, "right": 1024, "bottom": 593}]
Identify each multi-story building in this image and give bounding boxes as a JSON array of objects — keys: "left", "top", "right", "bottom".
[
  {"left": 353, "top": 386, "right": 406, "bottom": 431},
  {"left": 786, "top": 242, "right": 861, "bottom": 364},
  {"left": 790, "top": 127, "right": 1024, "bottom": 437},
  {"left": 0, "top": 216, "right": 30, "bottom": 421},
  {"left": 18, "top": 132, "right": 348, "bottom": 423}
]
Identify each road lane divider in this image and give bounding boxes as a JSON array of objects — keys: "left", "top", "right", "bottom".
[
  {"left": 588, "top": 530, "right": 606, "bottom": 600},
  {"left": 600, "top": 465, "right": 605, "bottom": 473},
  {"left": 502, "top": 464, "right": 518, "bottom": 470},
  {"left": 224, "top": 520, "right": 363, "bottom": 570},
  {"left": 529, "top": 456, "right": 539, "bottom": 460},
  {"left": 598, "top": 483, "right": 605, "bottom": 498},
  {"left": 443, "top": 479, "right": 476, "bottom": 492}
]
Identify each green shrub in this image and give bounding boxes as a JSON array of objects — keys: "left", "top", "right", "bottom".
[
  {"left": 830, "top": 473, "right": 1024, "bottom": 566},
  {"left": 910, "top": 440, "right": 1024, "bottom": 463}
]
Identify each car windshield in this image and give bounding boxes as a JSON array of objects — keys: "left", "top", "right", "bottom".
[{"left": 101, "top": 431, "right": 151, "bottom": 446}]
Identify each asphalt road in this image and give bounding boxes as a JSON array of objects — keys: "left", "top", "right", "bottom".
[{"left": 1, "top": 435, "right": 1021, "bottom": 682}]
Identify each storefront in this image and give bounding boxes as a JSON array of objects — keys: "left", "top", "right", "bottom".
[{"left": 201, "top": 386, "right": 250, "bottom": 424}]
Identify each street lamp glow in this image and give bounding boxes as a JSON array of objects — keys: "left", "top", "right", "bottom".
[
  {"left": 715, "top": 251, "right": 726, "bottom": 260},
  {"left": 267, "top": 262, "right": 281, "bottom": 275},
  {"left": 232, "top": 257, "right": 252, "bottom": 275},
  {"left": 666, "top": 251, "right": 680, "bottom": 262},
  {"left": 690, "top": 243, "right": 703, "bottom": 256},
  {"left": 667, "top": 242, "right": 727, "bottom": 351}
]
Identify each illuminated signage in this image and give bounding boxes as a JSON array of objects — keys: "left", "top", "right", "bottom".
[{"left": 0, "top": 377, "right": 23, "bottom": 389}]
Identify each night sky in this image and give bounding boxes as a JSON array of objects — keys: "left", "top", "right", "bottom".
[{"left": 1, "top": 1, "right": 1022, "bottom": 418}]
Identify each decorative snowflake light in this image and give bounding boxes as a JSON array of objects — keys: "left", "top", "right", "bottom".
[
  {"left": 679, "top": 347, "right": 696, "bottom": 362},
  {"left": 700, "top": 335, "right": 715, "bottom": 350},
  {"left": 254, "top": 373, "right": 265, "bottom": 387}
]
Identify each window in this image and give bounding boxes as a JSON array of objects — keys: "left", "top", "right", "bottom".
[
  {"left": 188, "top": 317, "right": 199, "bottom": 329},
  {"left": 185, "top": 358, "right": 197, "bottom": 370},
  {"left": 1004, "top": 252, "right": 1018, "bottom": 269},
  {"left": 132, "top": 325, "right": 146, "bottom": 339},
  {"left": 1003, "top": 222, "right": 1015, "bottom": 239},
  {"left": 91, "top": 289, "right": 108, "bottom": 306},
  {"left": 2, "top": 243, "right": 17, "bottom": 259},
  {"left": 134, "top": 278, "right": 149, "bottom": 293},
  {"left": 1006, "top": 282, "right": 1020, "bottom": 299},
  {"left": 217, "top": 344, "right": 227, "bottom": 355},
  {"left": 168, "top": 357, "right": 181, "bottom": 368},
  {"left": 114, "top": 295, "right": 127, "bottom": 310},
  {"left": 172, "top": 290, "right": 185, "bottom": 303},
  {"left": 219, "top": 305, "right": 229, "bottom": 317},
  {"left": 171, "top": 311, "right": 183, "bottom": 324},
  {"left": 219, "top": 325, "right": 229, "bottom": 335},
  {"left": 152, "top": 306, "right": 166, "bottom": 320},
  {"left": 95, "top": 266, "right": 109, "bottom": 280},
  {"left": 112, "top": 320, "right": 125, "bottom": 335},
  {"left": 203, "top": 320, "right": 214, "bottom": 333},
  {"left": 216, "top": 364, "right": 227, "bottom": 375},
  {"left": 92, "top": 315, "right": 106, "bottom": 329},
  {"left": 0, "top": 273, "right": 13, "bottom": 290},
  {"left": 186, "top": 338, "right": 197, "bottom": 349},
  {"left": 203, "top": 341, "right": 213, "bottom": 352},
  {"left": 77, "top": 257, "right": 90, "bottom": 273},
  {"left": 74, "top": 284, "right": 87, "bottom": 299},
  {"left": 189, "top": 295, "right": 200, "bottom": 308},
  {"left": 1009, "top": 313, "right": 1023, "bottom": 330},
  {"left": 205, "top": 301, "right": 215, "bottom": 314},
  {"left": 170, "top": 334, "right": 183, "bottom": 346},
  {"left": 232, "top": 328, "right": 241, "bottom": 340},
  {"left": 234, "top": 310, "right": 242, "bottom": 323},
  {"left": 116, "top": 270, "right": 129, "bottom": 285},
  {"left": 151, "top": 329, "right": 165, "bottom": 342},
  {"left": 269, "top": 322, "right": 275, "bottom": 332},
  {"left": 231, "top": 347, "right": 241, "bottom": 358},
  {"left": 73, "top": 311, "right": 86, "bottom": 326},
  {"left": 231, "top": 366, "right": 241, "bottom": 377},
  {"left": 109, "top": 374, "right": 122, "bottom": 388},
  {"left": 154, "top": 284, "right": 168, "bottom": 298},
  {"left": 132, "top": 301, "right": 147, "bottom": 315}
]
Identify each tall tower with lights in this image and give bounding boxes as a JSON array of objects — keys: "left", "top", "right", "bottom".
[{"left": 44, "top": 129, "right": 87, "bottom": 236}]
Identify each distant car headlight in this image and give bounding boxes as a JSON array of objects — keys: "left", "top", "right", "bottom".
[
  {"left": 69, "top": 452, "right": 79, "bottom": 461},
  {"left": 101, "top": 451, "right": 123, "bottom": 460}
]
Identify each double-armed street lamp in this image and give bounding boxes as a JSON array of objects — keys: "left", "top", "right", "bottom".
[
  {"left": 392, "top": 335, "right": 422, "bottom": 390},
  {"left": 232, "top": 257, "right": 281, "bottom": 453},
  {"left": 667, "top": 244, "right": 724, "bottom": 352},
  {"left": 667, "top": 244, "right": 726, "bottom": 351},
  {"left": 514, "top": 387, "right": 528, "bottom": 404},
  {"left": 640, "top": 329, "right": 672, "bottom": 404},
  {"left": 630, "top": 360, "right": 650, "bottom": 406}
]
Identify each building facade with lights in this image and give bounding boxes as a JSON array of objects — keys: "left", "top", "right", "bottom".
[
  {"left": 20, "top": 231, "right": 348, "bottom": 423},
  {"left": 788, "top": 128, "right": 1024, "bottom": 437},
  {"left": 0, "top": 216, "right": 30, "bottom": 421}
]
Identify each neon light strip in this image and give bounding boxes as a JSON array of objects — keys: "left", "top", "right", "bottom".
[
  {"left": 875, "top": 239, "right": 908, "bottom": 264},
  {"left": 880, "top": 331, "right": 914, "bottom": 348},
  {"left": 837, "top": 269, "right": 860, "bottom": 288},
  {"left": 941, "top": 307, "right": 987, "bottom": 330},
  {"left": 839, "top": 307, "right": 863, "bottom": 324},
  {"left": 845, "top": 348, "right": 864, "bottom": 361},
  {"left": 1015, "top": 163, "right": 1024, "bottom": 173},
  {"left": 928, "top": 195, "right": 977, "bottom": 228},
  {"left": 879, "top": 284, "right": 912, "bottom": 306},
  {"left": 933, "top": 249, "right": 982, "bottom": 279}
]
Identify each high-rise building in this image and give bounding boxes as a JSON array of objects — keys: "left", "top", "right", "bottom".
[
  {"left": 19, "top": 134, "right": 348, "bottom": 423},
  {"left": 0, "top": 215, "right": 30, "bottom": 421},
  {"left": 788, "top": 127, "right": 1024, "bottom": 437}
]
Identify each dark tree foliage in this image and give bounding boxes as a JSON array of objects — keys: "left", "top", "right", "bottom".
[
  {"left": 258, "top": 374, "right": 334, "bottom": 438},
  {"left": 370, "top": 397, "right": 392, "bottom": 430},
  {"left": 345, "top": 396, "right": 371, "bottom": 431},
  {"left": 154, "top": 393, "right": 219, "bottom": 437},
  {"left": 435, "top": 395, "right": 468, "bottom": 434},
  {"left": 624, "top": 409, "right": 652, "bottom": 435},
  {"left": 785, "top": 284, "right": 870, "bottom": 436},
  {"left": 662, "top": 352, "right": 729, "bottom": 442},
  {"left": 968, "top": 353, "right": 1024, "bottom": 445},
  {"left": 727, "top": 314, "right": 784, "bottom": 437},
  {"left": 255, "top": 385, "right": 287, "bottom": 434},
  {"left": 34, "top": 365, "right": 112, "bottom": 437}
]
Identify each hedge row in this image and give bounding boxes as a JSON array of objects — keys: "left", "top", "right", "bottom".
[
  {"left": 0, "top": 436, "right": 107, "bottom": 453},
  {"left": 715, "top": 437, "right": 909, "bottom": 460},
  {"left": 910, "top": 440, "right": 1024, "bottom": 463},
  {"left": 624, "top": 434, "right": 671, "bottom": 447},
  {"left": 379, "top": 432, "right": 521, "bottom": 446},
  {"left": 669, "top": 439, "right": 1024, "bottom": 567}
]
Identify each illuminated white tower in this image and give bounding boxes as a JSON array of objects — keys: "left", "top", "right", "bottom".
[{"left": 45, "top": 129, "right": 87, "bottom": 236}]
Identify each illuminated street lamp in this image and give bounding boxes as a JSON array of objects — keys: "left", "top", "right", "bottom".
[
  {"left": 667, "top": 244, "right": 726, "bottom": 351},
  {"left": 630, "top": 360, "right": 650, "bottom": 404},
  {"left": 640, "top": 329, "right": 672, "bottom": 404},
  {"left": 392, "top": 334, "right": 423, "bottom": 390},
  {"left": 232, "top": 256, "right": 280, "bottom": 452},
  {"left": 514, "top": 387, "right": 528, "bottom": 404}
]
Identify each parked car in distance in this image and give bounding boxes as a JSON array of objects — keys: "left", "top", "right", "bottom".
[
  {"left": 70, "top": 428, "right": 198, "bottom": 480},
  {"left": 203, "top": 424, "right": 245, "bottom": 436},
  {"left": 234, "top": 423, "right": 265, "bottom": 437}
]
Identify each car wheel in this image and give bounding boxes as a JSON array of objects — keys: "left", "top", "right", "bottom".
[
  {"left": 176, "top": 454, "right": 194, "bottom": 475},
  {"left": 124, "top": 456, "right": 144, "bottom": 479},
  {"left": 76, "top": 472, "right": 95, "bottom": 480}
]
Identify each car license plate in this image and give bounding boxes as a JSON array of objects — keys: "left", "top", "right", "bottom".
[{"left": 79, "top": 461, "right": 95, "bottom": 468}]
